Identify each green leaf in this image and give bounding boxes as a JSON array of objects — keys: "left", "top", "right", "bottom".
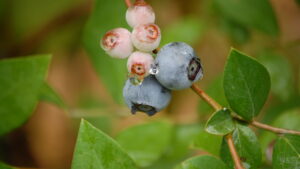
[
  {"left": 71, "top": 120, "right": 137, "bottom": 169},
  {"left": 116, "top": 121, "right": 172, "bottom": 167},
  {"left": 39, "top": 82, "right": 66, "bottom": 109},
  {"left": 221, "top": 123, "right": 262, "bottom": 169},
  {"left": 179, "top": 155, "right": 228, "bottom": 169},
  {"left": 205, "top": 108, "right": 235, "bottom": 135},
  {"left": 83, "top": 0, "right": 128, "bottom": 104},
  {"left": 273, "top": 134, "right": 300, "bottom": 169},
  {"left": 214, "top": 0, "right": 278, "bottom": 35},
  {"left": 257, "top": 51, "right": 294, "bottom": 101},
  {"left": 161, "top": 16, "right": 204, "bottom": 46},
  {"left": 192, "top": 129, "right": 222, "bottom": 156},
  {"left": 223, "top": 49, "right": 271, "bottom": 120},
  {"left": 0, "top": 55, "right": 51, "bottom": 136}
]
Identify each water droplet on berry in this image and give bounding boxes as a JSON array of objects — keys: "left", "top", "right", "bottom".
[
  {"left": 129, "top": 76, "right": 143, "bottom": 85},
  {"left": 149, "top": 64, "right": 159, "bottom": 75}
]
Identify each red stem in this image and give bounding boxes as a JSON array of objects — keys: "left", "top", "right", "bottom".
[{"left": 226, "top": 134, "right": 246, "bottom": 169}]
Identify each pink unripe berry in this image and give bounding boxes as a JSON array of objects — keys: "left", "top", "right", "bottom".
[
  {"left": 100, "top": 28, "right": 133, "bottom": 59},
  {"left": 131, "top": 23, "right": 161, "bottom": 52},
  {"left": 126, "top": 0, "right": 155, "bottom": 28},
  {"left": 127, "top": 51, "right": 154, "bottom": 77}
]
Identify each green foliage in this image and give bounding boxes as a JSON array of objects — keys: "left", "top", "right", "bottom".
[
  {"left": 116, "top": 121, "right": 172, "bottom": 167},
  {"left": 219, "top": 16, "right": 250, "bottom": 44},
  {"left": 178, "top": 155, "right": 228, "bottom": 169},
  {"left": 84, "top": 116, "right": 112, "bottom": 134},
  {"left": 83, "top": 0, "right": 128, "bottom": 104},
  {"left": 192, "top": 129, "right": 222, "bottom": 156},
  {"left": 273, "top": 134, "right": 300, "bottom": 169},
  {"left": 71, "top": 120, "right": 137, "bottom": 169},
  {"left": 221, "top": 123, "right": 262, "bottom": 169},
  {"left": 0, "top": 55, "right": 51, "bottom": 136},
  {"left": 142, "top": 124, "right": 201, "bottom": 169},
  {"left": 11, "top": 0, "right": 82, "bottom": 38},
  {"left": 0, "top": 0, "right": 5, "bottom": 19},
  {"left": 259, "top": 109, "right": 300, "bottom": 156},
  {"left": 257, "top": 51, "right": 294, "bottom": 101},
  {"left": 161, "top": 17, "right": 204, "bottom": 46},
  {"left": 205, "top": 108, "right": 235, "bottom": 135},
  {"left": 261, "top": 96, "right": 300, "bottom": 124},
  {"left": 39, "top": 82, "right": 66, "bottom": 109},
  {"left": 167, "top": 124, "right": 201, "bottom": 160},
  {"left": 214, "top": 0, "right": 278, "bottom": 35},
  {"left": 223, "top": 49, "right": 271, "bottom": 120}
]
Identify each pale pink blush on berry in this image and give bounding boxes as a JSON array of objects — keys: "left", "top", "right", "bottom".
[
  {"left": 131, "top": 24, "right": 161, "bottom": 52},
  {"left": 126, "top": 3, "right": 155, "bottom": 28},
  {"left": 127, "top": 51, "right": 154, "bottom": 77},
  {"left": 100, "top": 28, "right": 133, "bottom": 59}
]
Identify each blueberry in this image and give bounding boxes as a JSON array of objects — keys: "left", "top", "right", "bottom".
[
  {"left": 154, "top": 42, "right": 203, "bottom": 90},
  {"left": 123, "top": 75, "right": 171, "bottom": 116}
]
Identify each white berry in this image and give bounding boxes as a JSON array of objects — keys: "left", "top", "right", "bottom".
[
  {"left": 127, "top": 51, "right": 154, "bottom": 77},
  {"left": 131, "top": 23, "right": 161, "bottom": 52},
  {"left": 126, "top": 0, "right": 155, "bottom": 28},
  {"left": 100, "top": 28, "right": 133, "bottom": 59}
]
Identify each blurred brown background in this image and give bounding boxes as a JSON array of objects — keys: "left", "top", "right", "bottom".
[{"left": 0, "top": 0, "right": 300, "bottom": 168}]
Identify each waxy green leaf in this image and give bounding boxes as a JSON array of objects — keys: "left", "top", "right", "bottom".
[
  {"left": 0, "top": 55, "right": 51, "bottom": 136},
  {"left": 273, "top": 134, "right": 300, "bottom": 169},
  {"left": 72, "top": 120, "right": 137, "bottom": 169},
  {"left": 205, "top": 108, "right": 235, "bottom": 135},
  {"left": 116, "top": 121, "right": 172, "bottom": 167},
  {"left": 221, "top": 123, "right": 262, "bottom": 169},
  {"left": 223, "top": 49, "right": 271, "bottom": 120},
  {"left": 179, "top": 155, "right": 228, "bottom": 169},
  {"left": 83, "top": 0, "right": 128, "bottom": 104}
]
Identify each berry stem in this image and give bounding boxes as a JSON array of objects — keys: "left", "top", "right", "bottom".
[
  {"left": 191, "top": 84, "right": 222, "bottom": 110},
  {"left": 125, "top": 0, "right": 132, "bottom": 7},
  {"left": 191, "top": 84, "right": 300, "bottom": 136},
  {"left": 251, "top": 121, "right": 300, "bottom": 135},
  {"left": 233, "top": 116, "right": 300, "bottom": 136},
  {"left": 191, "top": 84, "right": 245, "bottom": 169},
  {"left": 226, "top": 134, "right": 246, "bottom": 169}
]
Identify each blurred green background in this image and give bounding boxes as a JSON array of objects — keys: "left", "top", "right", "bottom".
[{"left": 0, "top": 0, "right": 300, "bottom": 168}]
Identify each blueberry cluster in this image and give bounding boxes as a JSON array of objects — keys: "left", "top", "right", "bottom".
[{"left": 100, "top": 0, "right": 203, "bottom": 116}]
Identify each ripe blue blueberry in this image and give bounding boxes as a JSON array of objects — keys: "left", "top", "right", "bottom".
[
  {"left": 154, "top": 42, "right": 203, "bottom": 90},
  {"left": 123, "top": 75, "right": 171, "bottom": 116}
]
